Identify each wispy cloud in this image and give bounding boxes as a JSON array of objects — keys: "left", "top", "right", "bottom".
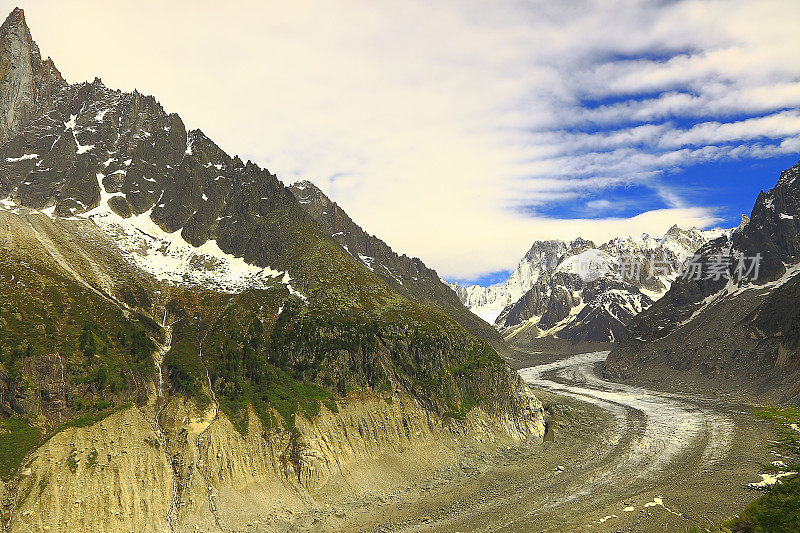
[{"left": 11, "top": 0, "right": 800, "bottom": 280}]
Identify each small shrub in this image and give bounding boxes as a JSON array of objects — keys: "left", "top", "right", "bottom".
[
  {"left": 67, "top": 450, "right": 79, "bottom": 473},
  {"left": 86, "top": 450, "right": 98, "bottom": 469}
]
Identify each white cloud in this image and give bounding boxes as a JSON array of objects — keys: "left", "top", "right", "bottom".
[
  {"left": 578, "top": 82, "right": 800, "bottom": 125},
  {"left": 585, "top": 199, "right": 614, "bottom": 211},
  {"left": 9, "top": 0, "right": 800, "bottom": 281},
  {"left": 660, "top": 111, "right": 800, "bottom": 148}
]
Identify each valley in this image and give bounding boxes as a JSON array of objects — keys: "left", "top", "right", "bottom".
[
  {"left": 342, "top": 349, "right": 777, "bottom": 532},
  {"left": 0, "top": 4, "right": 798, "bottom": 531}
]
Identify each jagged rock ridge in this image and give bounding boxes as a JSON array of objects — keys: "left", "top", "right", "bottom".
[
  {"left": 0, "top": 7, "right": 64, "bottom": 144},
  {"left": 289, "top": 180, "right": 505, "bottom": 349}
]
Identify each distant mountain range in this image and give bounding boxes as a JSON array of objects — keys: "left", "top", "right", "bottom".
[{"left": 451, "top": 225, "right": 735, "bottom": 342}]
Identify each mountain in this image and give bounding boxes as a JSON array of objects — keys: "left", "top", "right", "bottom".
[
  {"left": 0, "top": 8, "right": 64, "bottom": 144},
  {"left": 452, "top": 226, "right": 728, "bottom": 343},
  {"left": 0, "top": 9, "right": 544, "bottom": 531},
  {"left": 604, "top": 160, "right": 800, "bottom": 403},
  {"left": 288, "top": 180, "right": 505, "bottom": 350},
  {"left": 450, "top": 239, "right": 567, "bottom": 324}
]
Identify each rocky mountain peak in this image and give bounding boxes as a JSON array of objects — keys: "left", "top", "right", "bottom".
[
  {"left": 0, "top": 7, "right": 65, "bottom": 144},
  {"left": 290, "top": 180, "right": 326, "bottom": 204},
  {"left": 569, "top": 236, "right": 593, "bottom": 249},
  {"left": 454, "top": 223, "right": 731, "bottom": 341},
  {"left": 778, "top": 159, "right": 800, "bottom": 185},
  {"left": 521, "top": 239, "right": 567, "bottom": 261},
  {"left": 732, "top": 158, "right": 800, "bottom": 281},
  {"left": 665, "top": 223, "right": 683, "bottom": 236},
  {"left": 737, "top": 213, "right": 750, "bottom": 231},
  {"left": 605, "top": 159, "right": 800, "bottom": 401},
  {"left": 292, "top": 179, "right": 319, "bottom": 190},
  {"left": 0, "top": 10, "right": 546, "bottom": 525},
  {"left": 0, "top": 7, "right": 25, "bottom": 32},
  {"left": 286, "top": 178, "right": 504, "bottom": 348}
]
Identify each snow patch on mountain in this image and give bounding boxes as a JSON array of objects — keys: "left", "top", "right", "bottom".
[
  {"left": 74, "top": 178, "right": 302, "bottom": 296},
  {"left": 557, "top": 249, "right": 613, "bottom": 282},
  {"left": 87, "top": 208, "right": 299, "bottom": 295},
  {"left": 5, "top": 153, "right": 38, "bottom": 162},
  {"left": 0, "top": 196, "right": 17, "bottom": 209}
]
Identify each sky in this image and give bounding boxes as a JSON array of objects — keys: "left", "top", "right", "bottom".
[{"left": 7, "top": 0, "right": 800, "bottom": 285}]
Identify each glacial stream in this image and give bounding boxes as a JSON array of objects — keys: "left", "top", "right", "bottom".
[
  {"left": 515, "top": 351, "right": 738, "bottom": 527},
  {"left": 339, "top": 351, "right": 770, "bottom": 532}
]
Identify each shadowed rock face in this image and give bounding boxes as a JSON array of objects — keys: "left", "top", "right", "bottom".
[
  {"left": 605, "top": 160, "right": 800, "bottom": 403},
  {"left": 0, "top": 74, "right": 323, "bottom": 277},
  {"left": 732, "top": 162, "right": 800, "bottom": 281},
  {"left": 0, "top": 8, "right": 64, "bottom": 145},
  {"left": 450, "top": 239, "right": 568, "bottom": 319}
]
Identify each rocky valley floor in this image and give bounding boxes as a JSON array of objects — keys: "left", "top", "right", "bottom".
[{"left": 318, "top": 350, "right": 780, "bottom": 533}]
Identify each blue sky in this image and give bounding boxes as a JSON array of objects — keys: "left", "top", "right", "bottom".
[{"left": 12, "top": 0, "right": 800, "bottom": 285}]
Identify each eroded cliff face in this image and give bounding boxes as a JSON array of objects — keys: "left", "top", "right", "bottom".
[
  {"left": 5, "top": 390, "right": 544, "bottom": 533},
  {"left": 8, "top": 408, "right": 172, "bottom": 533}
]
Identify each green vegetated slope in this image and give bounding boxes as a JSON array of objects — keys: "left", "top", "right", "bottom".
[
  {"left": 735, "top": 475, "right": 800, "bottom": 532},
  {"left": 732, "top": 407, "right": 800, "bottom": 533},
  {"left": 163, "top": 252, "right": 510, "bottom": 436},
  {"left": 0, "top": 251, "right": 159, "bottom": 479},
  {"left": 289, "top": 180, "right": 507, "bottom": 350},
  {"left": 0, "top": 156, "right": 519, "bottom": 481},
  {"left": 0, "top": 418, "right": 40, "bottom": 481},
  {"left": 0, "top": 226, "right": 510, "bottom": 478}
]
